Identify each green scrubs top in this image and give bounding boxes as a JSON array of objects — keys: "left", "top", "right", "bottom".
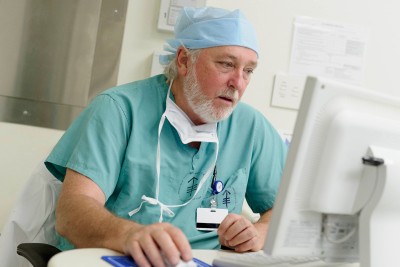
[{"left": 45, "top": 74, "right": 287, "bottom": 250}]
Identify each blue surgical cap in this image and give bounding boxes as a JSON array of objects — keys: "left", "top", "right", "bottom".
[{"left": 160, "top": 7, "right": 259, "bottom": 65}]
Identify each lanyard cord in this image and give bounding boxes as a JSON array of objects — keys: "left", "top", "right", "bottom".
[{"left": 128, "top": 80, "right": 219, "bottom": 222}]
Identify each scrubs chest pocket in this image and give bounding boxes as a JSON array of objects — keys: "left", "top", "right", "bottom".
[{"left": 202, "top": 168, "right": 247, "bottom": 213}]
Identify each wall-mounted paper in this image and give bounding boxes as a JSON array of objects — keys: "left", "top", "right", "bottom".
[{"left": 289, "top": 16, "right": 368, "bottom": 85}]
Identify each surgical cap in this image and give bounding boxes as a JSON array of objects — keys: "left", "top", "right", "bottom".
[{"left": 159, "top": 6, "right": 259, "bottom": 65}]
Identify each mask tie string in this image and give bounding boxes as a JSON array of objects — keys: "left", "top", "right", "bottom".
[{"left": 128, "top": 195, "right": 175, "bottom": 223}]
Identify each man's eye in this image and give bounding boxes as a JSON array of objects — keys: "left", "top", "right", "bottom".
[
  {"left": 218, "top": 61, "right": 234, "bottom": 68},
  {"left": 245, "top": 68, "right": 254, "bottom": 75}
]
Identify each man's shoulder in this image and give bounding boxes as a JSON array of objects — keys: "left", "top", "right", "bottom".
[
  {"left": 91, "top": 75, "right": 168, "bottom": 109},
  {"left": 222, "top": 102, "right": 277, "bottom": 136},
  {"left": 229, "top": 102, "right": 266, "bottom": 123},
  {"left": 100, "top": 75, "right": 168, "bottom": 99}
]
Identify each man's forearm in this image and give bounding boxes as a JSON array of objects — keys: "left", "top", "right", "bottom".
[
  {"left": 56, "top": 193, "right": 139, "bottom": 252},
  {"left": 257, "top": 208, "right": 273, "bottom": 224},
  {"left": 253, "top": 209, "right": 273, "bottom": 248},
  {"left": 55, "top": 168, "right": 142, "bottom": 253}
]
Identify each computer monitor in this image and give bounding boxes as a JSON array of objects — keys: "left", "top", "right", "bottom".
[{"left": 264, "top": 76, "right": 400, "bottom": 267}]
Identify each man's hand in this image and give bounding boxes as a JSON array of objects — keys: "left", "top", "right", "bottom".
[
  {"left": 217, "top": 210, "right": 272, "bottom": 252},
  {"left": 124, "top": 223, "right": 192, "bottom": 267},
  {"left": 56, "top": 169, "right": 192, "bottom": 267}
]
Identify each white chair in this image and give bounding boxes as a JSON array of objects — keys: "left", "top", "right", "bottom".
[{"left": 0, "top": 161, "right": 62, "bottom": 267}]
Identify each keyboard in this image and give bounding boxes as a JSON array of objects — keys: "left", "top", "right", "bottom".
[{"left": 212, "top": 251, "right": 326, "bottom": 267}]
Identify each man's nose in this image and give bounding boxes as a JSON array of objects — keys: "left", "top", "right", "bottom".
[{"left": 227, "top": 69, "right": 248, "bottom": 91}]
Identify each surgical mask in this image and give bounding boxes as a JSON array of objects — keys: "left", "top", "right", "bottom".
[
  {"left": 129, "top": 79, "right": 219, "bottom": 222},
  {"left": 165, "top": 96, "right": 218, "bottom": 144}
]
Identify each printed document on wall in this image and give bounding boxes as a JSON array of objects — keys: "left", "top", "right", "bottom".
[{"left": 289, "top": 16, "right": 368, "bottom": 85}]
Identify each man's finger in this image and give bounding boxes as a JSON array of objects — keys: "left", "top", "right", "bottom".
[
  {"left": 218, "top": 213, "right": 238, "bottom": 236},
  {"left": 128, "top": 240, "right": 153, "bottom": 267},
  {"left": 220, "top": 215, "right": 251, "bottom": 241},
  {"left": 143, "top": 233, "right": 168, "bottom": 267},
  {"left": 152, "top": 228, "right": 181, "bottom": 266},
  {"left": 167, "top": 226, "right": 193, "bottom": 262},
  {"left": 227, "top": 226, "right": 256, "bottom": 247}
]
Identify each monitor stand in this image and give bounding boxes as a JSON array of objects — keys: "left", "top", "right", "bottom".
[{"left": 359, "top": 146, "right": 400, "bottom": 267}]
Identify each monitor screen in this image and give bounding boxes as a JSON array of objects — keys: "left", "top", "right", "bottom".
[{"left": 264, "top": 76, "right": 400, "bottom": 265}]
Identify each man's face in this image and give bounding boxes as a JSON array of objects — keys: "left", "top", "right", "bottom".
[{"left": 183, "top": 46, "right": 258, "bottom": 123}]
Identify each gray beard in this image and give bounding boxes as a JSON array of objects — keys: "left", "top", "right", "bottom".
[{"left": 183, "top": 67, "right": 237, "bottom": 123}]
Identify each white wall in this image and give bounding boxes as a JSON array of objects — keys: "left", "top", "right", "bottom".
[
  {"left": 2, "top": 0, "right": 400, "bottom": 230},
  {"left": 118, "top": 0, "right": 400, "bottom": 132}
]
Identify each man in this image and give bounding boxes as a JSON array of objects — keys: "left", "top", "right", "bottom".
[{"left": 45, "top": 6, "right": 287, "bottom": 267}]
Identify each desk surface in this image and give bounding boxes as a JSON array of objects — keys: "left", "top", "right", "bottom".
[
  {"left": 48, "top": 248, "right": 359, "bottom": 267},
  {"left": 47, "top": 248, "right": 218, "bottom": 267}
]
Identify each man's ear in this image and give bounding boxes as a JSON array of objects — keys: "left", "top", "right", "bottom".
[{"left": 176, "top": 46, "right": 190, "bottom": 76}]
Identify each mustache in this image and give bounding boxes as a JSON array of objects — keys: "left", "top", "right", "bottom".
[{"left": 219, "top": 89, "right": 239, "bottom": 102}]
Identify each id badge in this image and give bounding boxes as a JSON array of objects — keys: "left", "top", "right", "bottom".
[{"left": 196, "top": 208, "right": 228, "bottom": 231}]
